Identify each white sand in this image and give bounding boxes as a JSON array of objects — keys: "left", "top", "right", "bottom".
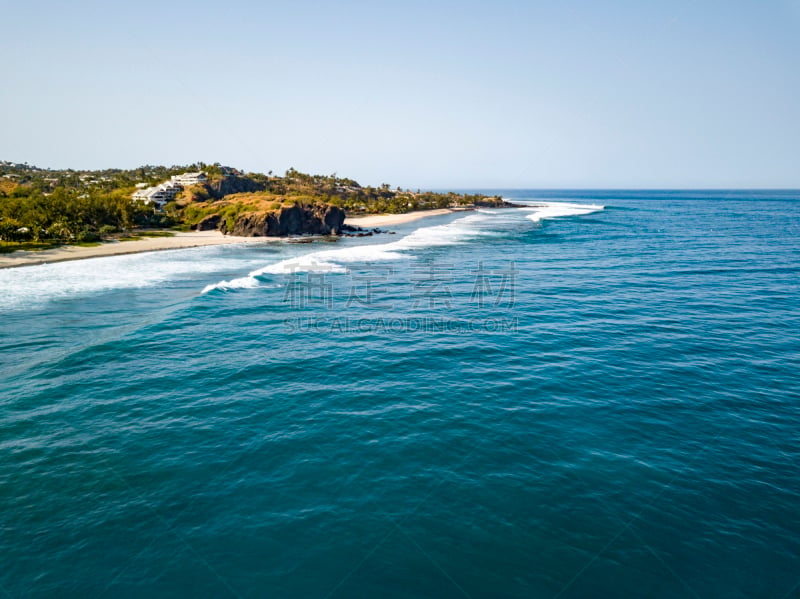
[
  {"left": 344, "top": 209, "right": 453, "bottom": 227},
  {"left": 0, "top": 231, "right": 271, "bottom": 269}
]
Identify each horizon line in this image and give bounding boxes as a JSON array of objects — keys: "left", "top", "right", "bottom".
[{"left": 2, "top": 159, "right": 799, "bottom": 193}]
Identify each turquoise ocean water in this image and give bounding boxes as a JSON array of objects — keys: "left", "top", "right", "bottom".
[{"left": 1, "top": 190, "right": 799, "bottom": 597}]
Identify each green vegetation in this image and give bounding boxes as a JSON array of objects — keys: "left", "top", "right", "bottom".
[
  {"left": 249, "top": 168, "right": 505, "bottom": 216},
  {"left": 0, "top": 162, "right": 179, "bottom": 246},
  {"left": 136, "top": 231, "right": 175, "bottom": 237},
  {"left": 0, "top": 160, "right": 505, "bottom": 251},
  {"left": 0, "top": 240, "right": 59, "bottom": 254},
  {"left": 117, "top": 231, "right": 176, "bottom": 242}
]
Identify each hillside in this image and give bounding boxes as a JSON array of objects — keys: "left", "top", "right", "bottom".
[{"left": 0, "top": 161, "right": 507, "bottom": 246}]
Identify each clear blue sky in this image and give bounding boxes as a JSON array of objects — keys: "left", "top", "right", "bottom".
[{"left": 2, "top": 0, "right": 799, "bottom": 188}]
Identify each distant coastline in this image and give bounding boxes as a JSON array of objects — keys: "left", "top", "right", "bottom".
[
  {"left": 0, "top": 209, "right": 457, "bottom": 269},
  {"left": 1, "top": 161, "right": 508, "bottom": 253}
]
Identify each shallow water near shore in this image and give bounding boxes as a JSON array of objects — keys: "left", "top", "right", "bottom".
[{"left": 1, "top": 190, "right": 799, "bottom": 597}]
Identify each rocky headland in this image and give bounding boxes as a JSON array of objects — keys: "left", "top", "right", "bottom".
[{"left": 197, "top": 203, "right": 346, "bottom": 237}]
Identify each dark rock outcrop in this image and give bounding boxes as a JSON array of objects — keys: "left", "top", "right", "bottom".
[
  {"left": 229, "top": 203, "right": 345, "bottom": 237},
  {"left": 196, "top": 214, "right": 222, "bottom": 231},
  {"left": 473, "top": 196, "right": 514, "bottom": 208}
]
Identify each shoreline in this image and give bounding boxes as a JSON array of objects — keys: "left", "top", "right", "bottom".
[
  {"left": 0, "top": 231, "right": 273, "bottom": 270},
  {"left": 344, "top": 208, "right": 453, "bottom": 227},
  {"left": 0, "top": 209, "right": 456, "bottom": 269}
]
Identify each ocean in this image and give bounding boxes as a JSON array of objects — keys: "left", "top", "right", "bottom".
[{"left": 1, "top": 190, "right": 799, "bottom": 598}]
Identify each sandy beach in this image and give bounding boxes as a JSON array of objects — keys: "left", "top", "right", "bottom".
[
  {"left": 0, "top": 231, "right": 272, "bottom": 269},
  {"left": 344, "top": 209, "right": 453, "bottom": 227},
  {"left": 0, "top": 209, "right": 455, "bottom": 269}
]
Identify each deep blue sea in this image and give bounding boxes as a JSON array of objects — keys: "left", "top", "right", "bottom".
[{"left": 1, "top": 190, "right": 799, "bottom": 598}]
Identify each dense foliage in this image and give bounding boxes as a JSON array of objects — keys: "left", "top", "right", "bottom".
[
  {"left": 0, "top": 160, "right": 504, "bottom": 245},
  {"left": 0, "top": 161, "right": 195, "bottom": 243}
]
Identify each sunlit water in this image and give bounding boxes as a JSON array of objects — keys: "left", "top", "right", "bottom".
[{"left": 1, "top": 190, "right": 799, "bottom": 597}]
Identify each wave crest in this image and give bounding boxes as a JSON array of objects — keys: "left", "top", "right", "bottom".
[
  {"left": 201, "top": 203, "right": 604, "bottom": 294},
  {"left": 523, "top": 201, "right": 604, "bottom": 222}
]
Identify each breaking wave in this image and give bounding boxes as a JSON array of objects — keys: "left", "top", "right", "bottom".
[
  {"left": 202, "top": 214, "right": 494, "bottom": 293},
  {"left": 202, "top": 203, "right": 603, "bottom": 294},
  {"left": 0, "top": 245, "right": 253, "bottom": 311},
  {"left": 522, "top": 201, "right": 605, "bottom": 222}
]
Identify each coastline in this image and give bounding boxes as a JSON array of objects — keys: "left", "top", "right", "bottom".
[
  {"left": 344, "top": 208, "right": 453, "bottom": 227},
  {"left": 0, "top": 231, "right": 272, "bottom": 269},
  {"left": 0, "top": 209, "right": 455, "bottom": 269}
]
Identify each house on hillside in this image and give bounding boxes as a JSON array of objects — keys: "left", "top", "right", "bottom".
[
  {"left": 132, "top": 171, "right": 206, "bottom": 208},
  {"left": 133, "top": 181, "right": 181, "bottom": 207},
  {"left": 170, "top": 171, "right": 207, "bottom": 186}
]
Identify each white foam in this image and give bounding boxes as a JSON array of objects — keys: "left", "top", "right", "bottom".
[
  {"left": 0, "top": 245, "right": 259, "bottom": 311},
  {"left": 201, "top": 213, "right": 494, "bottom": 293},
  {"left": 201, "top": 204, "right": 606, "bottom": 295},
  {"left": 200, "top": 275, "right": 263, "bottom": 294},
  {"left": 1, "top": 204, "right": 610, "bottom": 307},
  {"left": 523, "top": 201, "right": 604, "bottom": 222}
]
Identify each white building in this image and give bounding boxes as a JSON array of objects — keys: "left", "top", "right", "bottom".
[
  {"left": 132, "top": 171, "right": 206, "bottom": 208},
  {"left": 170, "top": 171, "right": 207, "bottom": 186},
  {"left": 133, "top": 181, "right": 181, "bottom": 207}
]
